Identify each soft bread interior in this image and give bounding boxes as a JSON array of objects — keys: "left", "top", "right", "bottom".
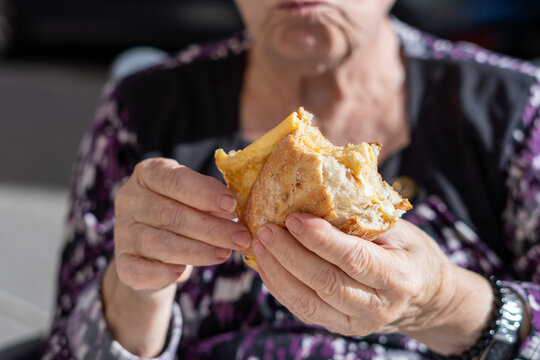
[
  {"left": 322, "top": 153, "right": 406, "bottom": 232},
  {"left": 295, "top": 123, "right": 409, "bottom": 231}
]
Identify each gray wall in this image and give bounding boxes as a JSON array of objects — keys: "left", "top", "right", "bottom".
[{"left": 0, "top": 57, "right": 107, "bottom": 348}]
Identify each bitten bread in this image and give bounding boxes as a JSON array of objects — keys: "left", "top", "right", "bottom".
[{"left": 215, "top": 108, "right": 411, "bottom": 270}]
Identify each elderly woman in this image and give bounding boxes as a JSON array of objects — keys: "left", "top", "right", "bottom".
[{"left": 43, "top": 1, "right": 540, "bottom": 359}]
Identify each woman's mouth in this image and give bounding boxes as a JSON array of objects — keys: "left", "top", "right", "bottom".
[{"left": 277, "top": 1, "right": 329, "bottom": 14}]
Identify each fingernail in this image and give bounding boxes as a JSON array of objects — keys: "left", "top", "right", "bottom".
[
  {"left": 215, "top": 248, "right": 231, "bottom": 259},
  {"left": 218, "top": 194, "right": 237, "bottom": 213},
  {"left": 232, "top": 231, "right": 251, "bottom": 249},
  {"left": 173, "top": 266, "right": 186, "bottom": 275},
  {"left": 257, "top": 226, "right": 273, "bottom": 246},
  {"left": 252, "top": 238, "right": 265, "bottom": 257},
  {"left": 286, "top": 217, "right": 303, "bottom": 234}
]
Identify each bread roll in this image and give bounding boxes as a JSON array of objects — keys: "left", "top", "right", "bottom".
[{"left": 215, "top": 108, "right": 411, "bottom": 270}]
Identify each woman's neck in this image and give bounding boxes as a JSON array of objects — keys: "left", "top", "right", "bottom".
[{"left": 240, "top": 17, "right": 408, "bottom": 157}]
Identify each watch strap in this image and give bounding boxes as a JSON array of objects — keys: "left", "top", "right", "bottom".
[{"left": 480, "top": 286, "right": 524, "bottom": 360}]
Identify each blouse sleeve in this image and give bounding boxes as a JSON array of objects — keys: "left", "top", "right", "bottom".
[
  {"left": 41, "top": 82, "right": 182, "bottom": 359},
  {"left": 501, "top": 78, "right": 540, "bottom": 359}
]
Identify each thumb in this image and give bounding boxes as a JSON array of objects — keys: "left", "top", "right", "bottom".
[{"left": 286, "top": 213, "right": 391, "bottom": 289}]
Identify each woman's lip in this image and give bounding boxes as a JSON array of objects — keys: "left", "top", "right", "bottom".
[{"left": 277, "top": 1, "right": 328, "bottom": 11}]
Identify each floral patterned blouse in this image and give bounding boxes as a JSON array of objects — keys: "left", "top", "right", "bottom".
[{"left": 42, "top": 19, "right": 540, "bottom": 359}]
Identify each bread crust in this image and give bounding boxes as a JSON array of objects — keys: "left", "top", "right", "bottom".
[
  {"left": 240, "top": 130, "right": 407, "bottom": 261},
  {"left": 242, "top": 132, "right": 334, "bottom": 258}
]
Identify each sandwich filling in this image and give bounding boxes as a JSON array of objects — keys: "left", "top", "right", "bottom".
[{"left": 294, "top": 123, "right": 408, "bottom": 231}]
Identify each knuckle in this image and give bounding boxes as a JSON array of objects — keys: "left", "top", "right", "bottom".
[
  {"left": 141, "top": 158, "right": 170, "bottom": 173},
  {"left": 313, "top": 269, "right": 340, "bottom": 298},
  {"left": 368, "top": 296, "right": 389, "bottom": 322},
  {"left": 156, "top": 201, "right": 185, "bottom": 229},
  {"left": 138, "top": 158, "right": 185, "bottom": 191},
  {"left": 159, "top": 164, "right": 186, "bottom": 192},
  {"left": 145, "top": 228, "right": 172, "bottom": 256},
  {"left": 133, "top": 160, "right": 147, "bottom": 177},
  {"left": 135, "top": 158, "right": 160, "bottom": 179},
  {"left": 369, "top": 304, "right": 393, "bottom": 329},
  {"left": 293, "top": 296, "right": 319, "bottom": 320},
  {"left": 341, "top": 242, "right": 371, "bottom": 278}
]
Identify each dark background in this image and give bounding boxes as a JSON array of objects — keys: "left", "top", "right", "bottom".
[{"left": 3, "top": 0, "right": 540, "bottom": 59}]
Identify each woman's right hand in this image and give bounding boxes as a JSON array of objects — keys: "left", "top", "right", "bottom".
[
  {"left": 114, "top": 157, "right": 251, "bottom": 290},
  {"left": 102, "top": 158, "right": 251, "bottom": 357}
]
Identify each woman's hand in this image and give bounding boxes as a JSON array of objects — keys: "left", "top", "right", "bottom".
[
  {"left": 102, "top": 158, "right": 251, "bottom": 357},
  {"left": 252, "top": 215, "right": 494, "bottom": 356}
]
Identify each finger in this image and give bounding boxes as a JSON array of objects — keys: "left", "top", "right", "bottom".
[
  {"left": 134, "top": 190, "right": 250, "bottom": 250},
  {"left": 115, "top": 253, "right": 186, "bottom": 291},
  {"left": 135, "top": 158, "right": 238, "bottom": 215},
  {"left": 175, "top": 265, "right": 194, "bottom": 284},
  {"left": 285, "top": 213, "right": 392, "bottom": 289},
  {"left": 252, "top": 240, "right": 356, "bottom": 336},
  {"left": 256, "top": 224, "right": 378, "bottom": 316},
  {"left": 126, "top": 223, "right": 232, "bottom": 266}
]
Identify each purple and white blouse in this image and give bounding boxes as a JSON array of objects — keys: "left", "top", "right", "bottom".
[{"left": 43, "top": 20, "right": 540, "bottom": 359}]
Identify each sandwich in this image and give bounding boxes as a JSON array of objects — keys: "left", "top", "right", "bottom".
[{"left": 215, "top": 107, "right": 412, "bottom": 270}]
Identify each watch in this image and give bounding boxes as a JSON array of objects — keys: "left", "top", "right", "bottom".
[{"left": 480, "top": 286, "right": 524, "bottom": 360}]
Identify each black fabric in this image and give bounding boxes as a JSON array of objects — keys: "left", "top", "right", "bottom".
[
  {"left": 399, "top": 57, "right": 533, "bottom": 263},
  {"left": 114, "top": 49, "right": 535, "bottom": 265},
  {"left": 0, "top": 337, "right": 43, "bottom": 360},
  {"left": 118, "top": 52, "right": 247, "bottom": 157}
]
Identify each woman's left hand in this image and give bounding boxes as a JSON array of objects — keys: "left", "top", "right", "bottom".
[{"left": 252, "top": 215, "right": 493, "bottom": 355}]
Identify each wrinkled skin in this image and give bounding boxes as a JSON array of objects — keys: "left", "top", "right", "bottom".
[
  {"left": 252, "top": 214, "right": 494, "bottom": 355},
  {"left": 103, "top": 158, "right": 250, "bottom": 357}
]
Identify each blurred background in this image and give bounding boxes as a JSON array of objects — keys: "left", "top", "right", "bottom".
[{"left": 0, "top": 0, "right": 539, "bottom": 354}]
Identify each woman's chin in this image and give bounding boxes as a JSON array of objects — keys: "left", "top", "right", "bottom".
[{"left": 270, "top": 26, "right": 346, "bottom": 65}]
